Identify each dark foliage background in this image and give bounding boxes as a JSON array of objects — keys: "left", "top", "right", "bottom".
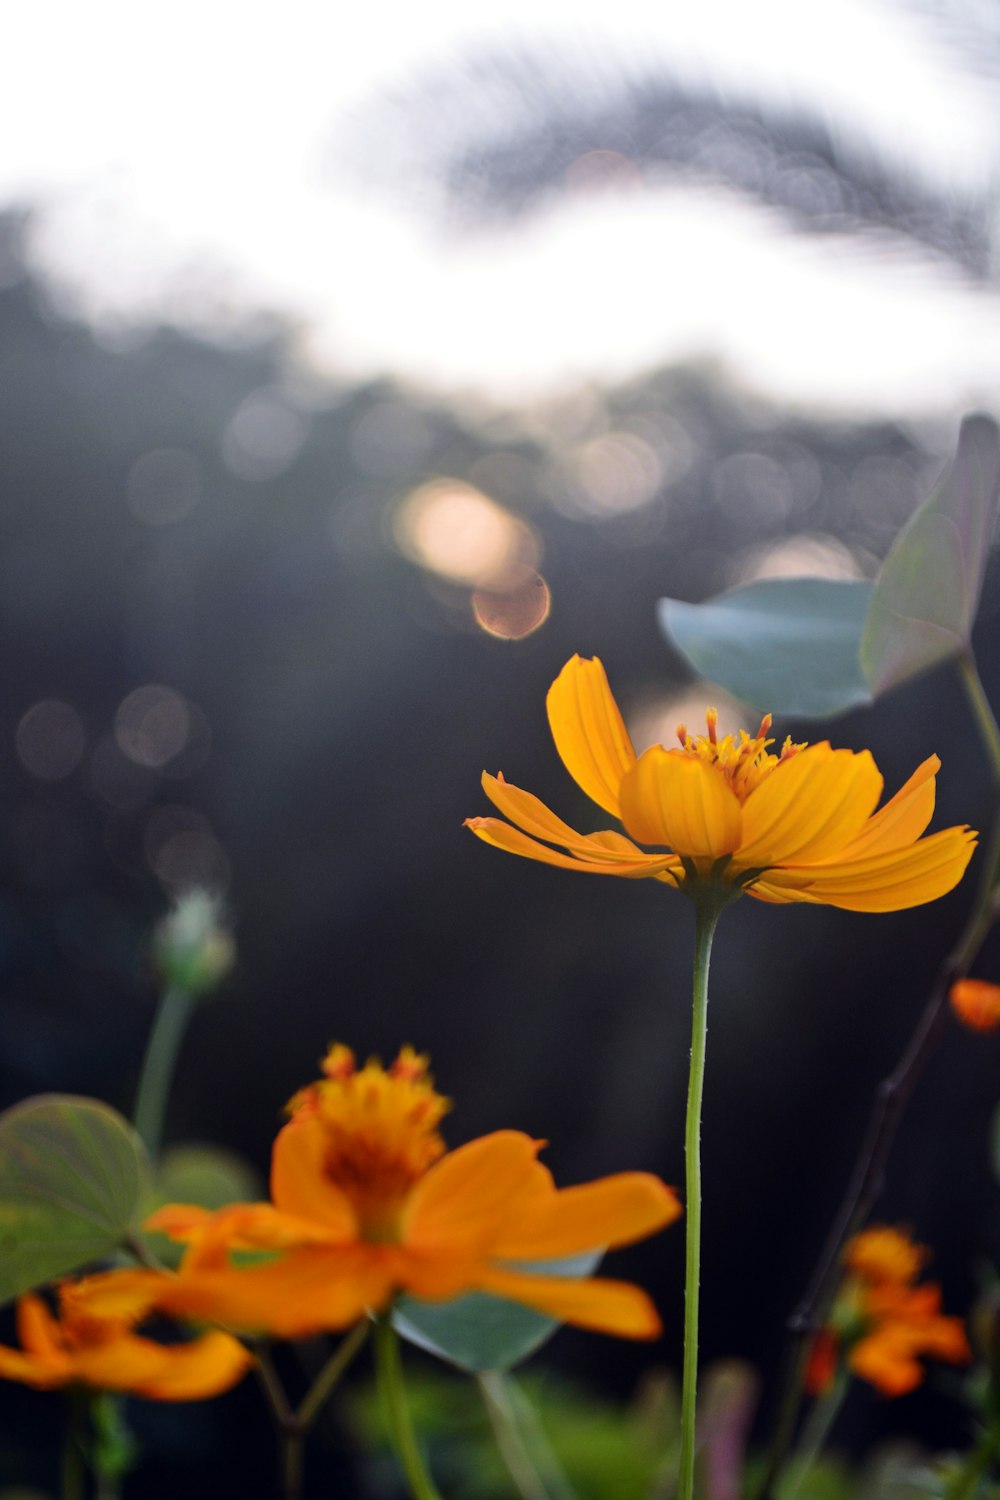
[{"left": 0, "top": 16, "right": 998, "bottom": 1485}]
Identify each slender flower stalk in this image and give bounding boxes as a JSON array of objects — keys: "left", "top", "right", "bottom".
[
  {"left": 678, "top": 893, "right": 728, "bottom": 1500},
  {"left": 133, "top": 984, "right": 195, "bottom": 1157},
  {"left": 254, "top": 1323, "right": 370, "bottom": 1500},
  {"left": 478, "top": 1370, "right": 575, "bottom": 1500},
  {"left": 777, "top": 1367, "right": 849, "bottom": 1500},
  {"left": 375, "top": 1315, "right": 443, "bottom": 1500}
]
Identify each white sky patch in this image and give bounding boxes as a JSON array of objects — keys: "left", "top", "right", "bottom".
[{"left": 4, "top": 0, "right": 1000, "bottom": 414}]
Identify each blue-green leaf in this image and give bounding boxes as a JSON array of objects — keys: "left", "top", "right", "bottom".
[
  {"left": 392, "top": 1252, "right": 601, "bottom": 1372},
  {"left": 658, "top": 577, "right": 875, "bottom": 718},
  {"left": 0, "top": 1095, "right": 151, "bottom": 1304},
  {"left": 860, "top": 414, "right": 1000, "bottom": 695}
]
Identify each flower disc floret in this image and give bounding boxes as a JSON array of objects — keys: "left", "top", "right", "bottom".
[{"left": 465, "top": 654, "right": 977, "bottom": 912}]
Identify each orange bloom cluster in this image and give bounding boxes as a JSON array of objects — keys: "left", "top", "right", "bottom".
[
  {"left": 806, "top": 1226, "right": 970, "bottom": 1398},
  {"left": 0, "top": 1282, "right": 250, "bottom": 1401},
  {"left": 950, "top": 977, "right": 1000, "bottom": 1032},
  {"left": 466, "top": 655, "right": 976, "bottom": 912},
  {"left": 75, "top": 1046, "right": 680, "bottom": 1344}
]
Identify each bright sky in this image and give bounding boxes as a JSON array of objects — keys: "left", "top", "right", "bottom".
[{"left": 5, "top": 0, "right": 999, "bottom": 414}]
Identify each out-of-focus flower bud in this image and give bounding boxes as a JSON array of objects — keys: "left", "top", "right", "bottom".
[{"left": 152, "top": 890, "right": 234, "bottom": 997}]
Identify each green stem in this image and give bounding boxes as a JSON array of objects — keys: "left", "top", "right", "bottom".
[
  {"left": 296, "top": 1320, "right": 370, "bottom": 1429},
  {"left": 132, "top": 983, "right": 195, "bottom": 1156},
  {"left": 678, "top": 896, "right": 725, "bottom": 1500},
  {"left": 957, "top": 651, "right": 1000, "bottom": 787},
  {"left": 478, "top": 1370, "right": 576, "bottom": 1500},
  {"left": 777, "top": 1368, "right": 848, "bottom": 1500},
  {"left": 374, "top": 1316, "right": 443, "bottom": 1500}
]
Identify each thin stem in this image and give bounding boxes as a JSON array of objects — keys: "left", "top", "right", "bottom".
[
  {"left": 777, "top": 1368, "right": 848, "bottom": 1500},
  {"left": 678, "top": 897, "right": 725, "bottom": 1500},
  {"left": 757, "top": 649, "right": 1000, "bottom": 1499},
  {"left": 132, "top": 983, "right": 195, "bottom": 1156},
  {"left": 957, "top": 651, "right": 1000, "bottom": 787},
  {"left": 478, "top": 1370, "right": 576, "bottom": 1500},
  {"left": 296, "top": 1321, "right": 370, "bottom": 1429},
  {"left": 374, "top": 1316, "right": 443, "bottom": 1500}
]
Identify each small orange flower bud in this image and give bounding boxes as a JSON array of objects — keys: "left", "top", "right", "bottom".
[{"left": 950, "top": 978, "right": 1000, "bottom": 1032}]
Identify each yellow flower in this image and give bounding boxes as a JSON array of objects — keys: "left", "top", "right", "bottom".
[
  {"left": 75, "top": 1047, "right": 680, "bottom": 1343},
  {"left": 0, "top": 1282, "right": 251, "bottom": 1401},
  {"left": 806, "top": 1225, "right": 969, "bottom": 1398},
  {"left": 465, "top": 655, "right": 977, "bottom": 911},
  {"left": 950, "top": 977, "right": 1000, "bottom": 1032}
]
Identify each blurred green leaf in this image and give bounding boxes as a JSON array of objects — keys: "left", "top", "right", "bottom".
[
  {"left": 861, "top": 415, "right": 1000, "bottom": 696},
  {"left": 658, "top": 577, "right": 875, "bottom": 718},
  {"left": 0, "top": 1095, "right": 150, "bottom": 1304},
  {"left": 142, "top": 1142, "right": 262, "bottom": 1267},
  {"left": 392, "top": 1253, "right": 601, "bottom": 1373},
  {"left": 658, "top": 416, "right": 1000, "bottom": 721}
]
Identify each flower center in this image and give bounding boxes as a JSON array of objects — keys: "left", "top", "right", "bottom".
[
  {"left": 674, "top": 708, "right": 804, "bottom": 802},
  {"left": 288, "top": 1045, "right": 450, "bottom": 1243}
]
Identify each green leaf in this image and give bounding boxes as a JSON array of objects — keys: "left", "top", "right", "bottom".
[
  {"left": 392, "top": 1253, "right": 601, "bottom": 1373},
  {"left": 0, "top": 1095, "right": 151, "bottom": 1304},
  {"left": 658, "top": 577, "right": 875, "bottom": 718},
  {"left": 658, "top": 416, "right": 1000, "bottom": 720},
  {"left": 142, "top": 1143, "right": 262, "bottom": 1266},
  {"left": 861, "top": 414, "right": 1000, "bottom": 695}
]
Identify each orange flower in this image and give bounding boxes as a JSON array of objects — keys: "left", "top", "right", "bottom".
[
  {"left": 950, "top": 977, "right": 1000, "bottom": 1032},
  {"left": 0, "top": 1281, "right": 251, "bottom": 1401},
  {"left": 465, "top": 655, "right": 976, "bottom": 912},
  {"left": 76, "top": 1047, "right": 680, "bottom": 1343},
  {"left": 806, "top": 1225, "right": 969, "bottom": 1398}
]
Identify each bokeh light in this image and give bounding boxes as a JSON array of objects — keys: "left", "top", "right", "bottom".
[
  {"left": 394, "top": 478, "right": 541, "bottom": 587},
  {"left": 471, "top": 566, "right": 551, "bottom": 639},
  {"left": 114, "top": 685, "right": 192, "bottom": 771},
  {"left": 15, "top": 699, "right": 86, "bottom": 782},
  {"left": 221, "top": 387, "right": 308, "bottom": 482}
]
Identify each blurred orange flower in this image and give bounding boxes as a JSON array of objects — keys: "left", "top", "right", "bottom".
[
  {"left": 466, "top": 655, "right": 976, "bottom": 912},
  {"left": 806, "top": 1226, "right": 969, "bottom": 1398},
  {"left": 950, "top": 977, "right": 1000, "bottom": 1032},
  {"left": 76, "top": 1047, "right": 679, "bottom": 1343},
  {"left": 0, "top": 1282, "right": 250, "bottom": 1401}
]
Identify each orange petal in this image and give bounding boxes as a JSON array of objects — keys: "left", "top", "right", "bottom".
[
  {"left": 619, "top": 748, "right": 742, "bottom": 859},
  {"left": 737, "top": 744, "right": 883, "bottom": 868},
  {"left": 950, "top": 977, "right": 1000, "bottom": 1032},
  {"left": 16, "top": 1294, "right": 64, "bottom": 1361},
  {"left": 472, "top": 1266, "right": 663, "bottom": 1340},
  {"left": 404, "top": 1132, "right": 545, "bottom": 1252},
  {"left": 481, "top": 775, "right": 650, "bottom": 864},
  {"left": 545, "top": 656, "right": 637, "bottom": 818},
  {"left": 73, "top": 1330, "right": 252, "bottom": 1401},
  {"left": 490, "top": 1174, "right": 681, "bottom": 1260},
  {"left": 70, "top": 1269, "right": 165, "bottom": 1323},
  {"left": 270, "top": 1115, "right": 358, "bottom": 1237},
  {"left": 834, "top": 757, "right": 938, "bottom": 859},
  {"left": 465, "top": 816, "right": 679, "bottom": 878},
  {"left": 754, "top": 825, "right": 976, "bottom": 912},
  {"left": 0, "top": 1345, "right": 67, "bottom": 1389}
]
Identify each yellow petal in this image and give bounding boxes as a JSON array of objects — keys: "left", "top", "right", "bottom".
[
  {"left": 737, "top": 744, "right": 883, "bottom": 868},
  {"left": 465, "top": 816, "right": 679, "bottom": 878},
  {"left": 619, "top": 748, "right": 742, "bottom": 858},
  {"left": 270, "top": 1116, "right": 359, "bottom": 1238},
  {"left": 490, "top": 1173, "right": 681, "bottom": 1260},
  {"left": 832, "top": 756, "right": 938, "bottom": 859},
  {"left": 545, "top": 656, "right": 637, "bottom": 818},
  {"left": 403, "top": 1132, "right": 545, "bottom": 1252},
  {"left": 753, "top": 825, "right": 977, "bottom": 912},
  {"left": 472, "top": 1266, "right": 663, "bottom": 1340}
]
